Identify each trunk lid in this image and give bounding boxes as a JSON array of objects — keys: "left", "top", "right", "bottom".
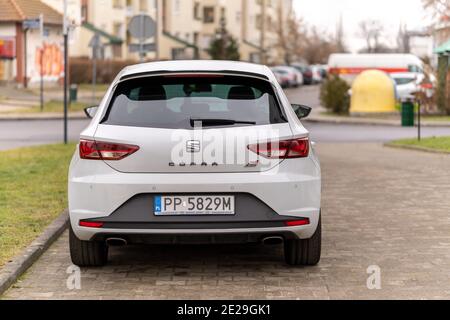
[{"left": 94, "top": 123, "right": 293, "bottom": 173}]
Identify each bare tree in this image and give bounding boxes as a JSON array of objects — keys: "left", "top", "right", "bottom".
[
  {"left": 335, "top": 14, "right": 347, "bottom": 53},
  {"left": 274, "top": 8, "right": 308, "bottom": 65},
  {"left": 303, "top": 27, "right": 339, "bottom": 64},
  {"left": 423, "top": 0, "right": 450, "bottom": 19},
  {"left": 358, "top": 20, "right": 387, "bottom": 53},
  {"left": 275, "top": 11, "right": 346, "bottom": 65}
]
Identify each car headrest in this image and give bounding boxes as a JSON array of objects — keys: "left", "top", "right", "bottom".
[
  {"left": 138, "top": 85, "right": 167, "bottom": 101},
  {"left": 228, "top": 86, "right": 255, "bottom": 100}
]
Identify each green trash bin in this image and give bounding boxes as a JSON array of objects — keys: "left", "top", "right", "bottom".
[
  {"left": 69, "top": 84, "right": 78, "bottom": 102},
  {"left": 401, "top": 101, "right": 415, "bottom": 127}
]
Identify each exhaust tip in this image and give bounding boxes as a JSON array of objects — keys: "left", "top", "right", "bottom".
[
  {"left": 106, "top": 238, "right": 128, "bottom": 247},
  {"left": 262, "top": 236, "right": 284, "bottom": 245}
]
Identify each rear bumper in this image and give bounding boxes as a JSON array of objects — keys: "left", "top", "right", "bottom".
[
  {"left": 69, "top": 151, "right": 321, "bottom": 241},
  {"left": 89, "top": 228, "right": 308, "bottom": 244}
]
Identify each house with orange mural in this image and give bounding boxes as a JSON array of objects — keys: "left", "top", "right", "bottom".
[{"left": 0, "top": 0, "right": 64, "bottom": 86}]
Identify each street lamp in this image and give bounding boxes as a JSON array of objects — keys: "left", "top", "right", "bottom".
[{"left": 63, "top": 0, "right": 68, "bottom": 144}]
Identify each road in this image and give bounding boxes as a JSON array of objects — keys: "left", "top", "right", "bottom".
[
  {"left": 5, "top": 142, "right": 450, "bottom": 299},
  {"left": 3, "top": 85, "right": 450, "bottom": 299},
  {"left": 1, "top": 85, "right": 450, "bottom": 151},
  {"left": 0, "top": 119, "right": 88, "bottom": 151}
]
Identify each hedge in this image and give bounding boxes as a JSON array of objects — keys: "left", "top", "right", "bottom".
[{"left": 69, "top": 58, "right": 141, "bottom": 84}]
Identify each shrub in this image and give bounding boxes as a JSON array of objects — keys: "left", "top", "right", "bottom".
[
  {"left": 320, "top": 75, "right": 351, "bottom": 115},
  {"left": 69, "top": 58, "right": 142, "bottom": 84}
]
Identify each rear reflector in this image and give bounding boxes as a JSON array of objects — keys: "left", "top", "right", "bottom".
[
  {"left": 79, "top": 140, "right": 139, "bottom": 161},
  {"left": 285, "top": 219, "right": 310, "bottom": 227},
  {"left": 248, "top": 138, "right": 309, "bottom": 159},
  {"left": 79, "top": 221, "right": 104, "bottom": 228}
]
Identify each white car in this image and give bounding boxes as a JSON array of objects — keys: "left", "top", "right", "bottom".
[
  {"left": 391, "top": 72, "right": 427, "bottom": 101},
  {"left": 310, "top": 66, "right": 323, "bottom": 84},
  {"left": 69, "top": 60, "right": 321, "bottom": 267}
]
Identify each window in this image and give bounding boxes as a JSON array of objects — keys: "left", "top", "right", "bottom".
[
  {"left": 236, "top": 11, "right": 241, "bottom": 23},
  {"left": 203, "top": 7, "right": 215, "bottom": 23},
  {"left": 256, "top": 14, "right": 262, "bottom": 30},
  {"left": 393, "top": 77, "right": 415, "bottom": 85},
  {"left": 113, "top": 22, "right": 123, "bottom": 37},
  {"left": 140, "top": 0, "right": 148, "bottom": 11},
  {"left": 113, "top": 0, "right": 123, "bottom": 9},
  {"left": 194, "top": 2, "right": 201, "bottom": 20},
  {"left": 173, "top": 0, "right": 181, "bottom": 15},
  {"left": 102, "top": 76, "right": 286, "bottom": 129}
]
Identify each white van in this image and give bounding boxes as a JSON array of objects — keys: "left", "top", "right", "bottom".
[{"left": 328, "top": 54, "right": 424, "bottom": 82}]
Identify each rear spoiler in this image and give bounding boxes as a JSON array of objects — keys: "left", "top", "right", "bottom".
[{"left": 120, "top": 70, "right": 270, "bottom": 82}]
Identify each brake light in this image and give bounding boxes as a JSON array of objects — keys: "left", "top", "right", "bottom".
[
  {"left": 285, "top": 219, "right": 310, "bottom": 227},
  {"left": 247, "top": 138, "right": 309, "bottom": 159},
  {"left": 79, "top": 140, "right": 139, "bottom": 160},
  {"left": 79, "top": 221, "right": 104, "bottom": 228},
  {"left": 164, "top": 74, "right": 225, "bottom": 78}
]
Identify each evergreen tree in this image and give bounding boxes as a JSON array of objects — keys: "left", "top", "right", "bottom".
[{"left": 207, "top": 12, "right": 240, "bottom": 60}]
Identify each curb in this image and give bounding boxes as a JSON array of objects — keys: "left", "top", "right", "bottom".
[
  {"left": 305, "top": 117, "right": 450, "bottom": 128},
  {"left": 384, "top": 143, "right": 450, "bottom": 155},
  {"left": 0, "top": 210, "right": 69, "bottom": 295},
  {"left": 0, "top": 115, "right": 86, "bottom": 122}
]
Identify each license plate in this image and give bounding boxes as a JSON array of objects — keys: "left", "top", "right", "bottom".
[{"left": 154, "top": 195, "right": 235, "bottom": 216}]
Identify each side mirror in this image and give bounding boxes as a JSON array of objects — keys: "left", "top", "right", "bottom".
[
  {"left": 291, "top": 104, "right": 312, "bottom": 119},
  {"left": 84, "top": 106, "right": 99, "bottom": 119}
]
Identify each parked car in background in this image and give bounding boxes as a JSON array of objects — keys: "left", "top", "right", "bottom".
[
  {"left": 291, "top": 64, "right": 323, "bottom": 85},
  {"left": 292, "top": 64, "right": 313, "bottom": 85},
  {"left": 315, "top": 65, "right": 328, "bottom": 80},
  {"left": 311, "top": 66, "right": 323, "bottom": 84},
  {"left": 271, "top": 68, "right": 291, "bottom": 88},
  {"left": 391, "top": 72, "right": 428, "bottom": 101},
  {"left": 271, "top": 66, "right": 303, "bottom": 88}
]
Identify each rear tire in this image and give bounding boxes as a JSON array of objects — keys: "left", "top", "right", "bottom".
[
  {"left": 284, "top": 216, "right": 321, "bottom": 266},
  {"left": 69, "top": 225, "right": 108, "bottom": 267}
]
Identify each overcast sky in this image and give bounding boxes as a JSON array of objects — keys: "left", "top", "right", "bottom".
[{"left": 293, "top": 0, "right": 431, "bottom": 52}]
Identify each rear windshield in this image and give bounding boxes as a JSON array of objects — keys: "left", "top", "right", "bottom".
[
  {"left": 101, "top": 75, "right": 286, "bottom": 129},
  {"left": 393, "top": 78, "right": 415, "bottom": 85}
]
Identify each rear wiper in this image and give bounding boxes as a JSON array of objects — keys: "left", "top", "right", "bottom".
[{"left": 190, "top": 118, "right": 256, "bottom": 127}]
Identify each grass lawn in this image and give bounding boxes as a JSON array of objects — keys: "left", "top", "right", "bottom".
[
  {"left": 0, "top": 143, "right": 76, "bottom": 267},
  {"left": 77, "top": 83, "right": 109, "bottom": 92},
  {"left": 390, "top": 137, "right": 450, "bottom": 153},
  {"left": 422, "top": 116, "right": 450, "bottom": 122}
]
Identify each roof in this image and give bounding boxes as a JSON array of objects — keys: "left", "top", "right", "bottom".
[
  {"left": 83, "top": 22, "right": 123, "bottom": 45},
  {"left": 0, "top": 0, "right": 62, "bottom": 25},
  {"left": 390, "top": 72, "right": 418, "bottom": 79},
  {"left": 163, "top": 31, "right": 197, "bottom": 49},
  {"left": 119, "top": 60, "right": 274, "bottom": 80},
  {"left": 435, "top": 39, "right": 450, "bottom": 54}
]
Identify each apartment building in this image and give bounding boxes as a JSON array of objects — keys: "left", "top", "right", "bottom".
[
  {"left": 43, "top": 0, "right": 293, "bottom": 63},
  {"left": 0, "top": 0, "right": 65, "bottom": 85}
]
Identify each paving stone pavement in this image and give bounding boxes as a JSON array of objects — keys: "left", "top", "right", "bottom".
[{"left": 3, "top": 143, "right": 450, "bottom": 300}]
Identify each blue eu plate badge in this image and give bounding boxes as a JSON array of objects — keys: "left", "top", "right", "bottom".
[{"left": 154, "top": 196, "right": 162, "bottom": 215}]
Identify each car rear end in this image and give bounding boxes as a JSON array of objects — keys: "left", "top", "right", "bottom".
[{"left": 68, "top": 62, "right": 321, "bottom": 267}]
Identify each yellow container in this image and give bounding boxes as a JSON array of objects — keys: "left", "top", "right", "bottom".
[{"left": 350, "top": 70, "right": 397, "bottom": 113}]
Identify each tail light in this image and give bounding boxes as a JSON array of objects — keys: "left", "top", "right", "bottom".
[
  {"left": 79, "top": 140, "right": 139, "bottom": 160},
  {"left": 248, "top": 138, "right": 309, "bottom": 159}
]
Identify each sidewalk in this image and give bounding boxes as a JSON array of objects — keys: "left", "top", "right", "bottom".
[
  {"left": 305, "top": 106, "right": 450, "bottom": 127},
  {"left": 0, "top": 112, "right": 86, "bottom": 121}
]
